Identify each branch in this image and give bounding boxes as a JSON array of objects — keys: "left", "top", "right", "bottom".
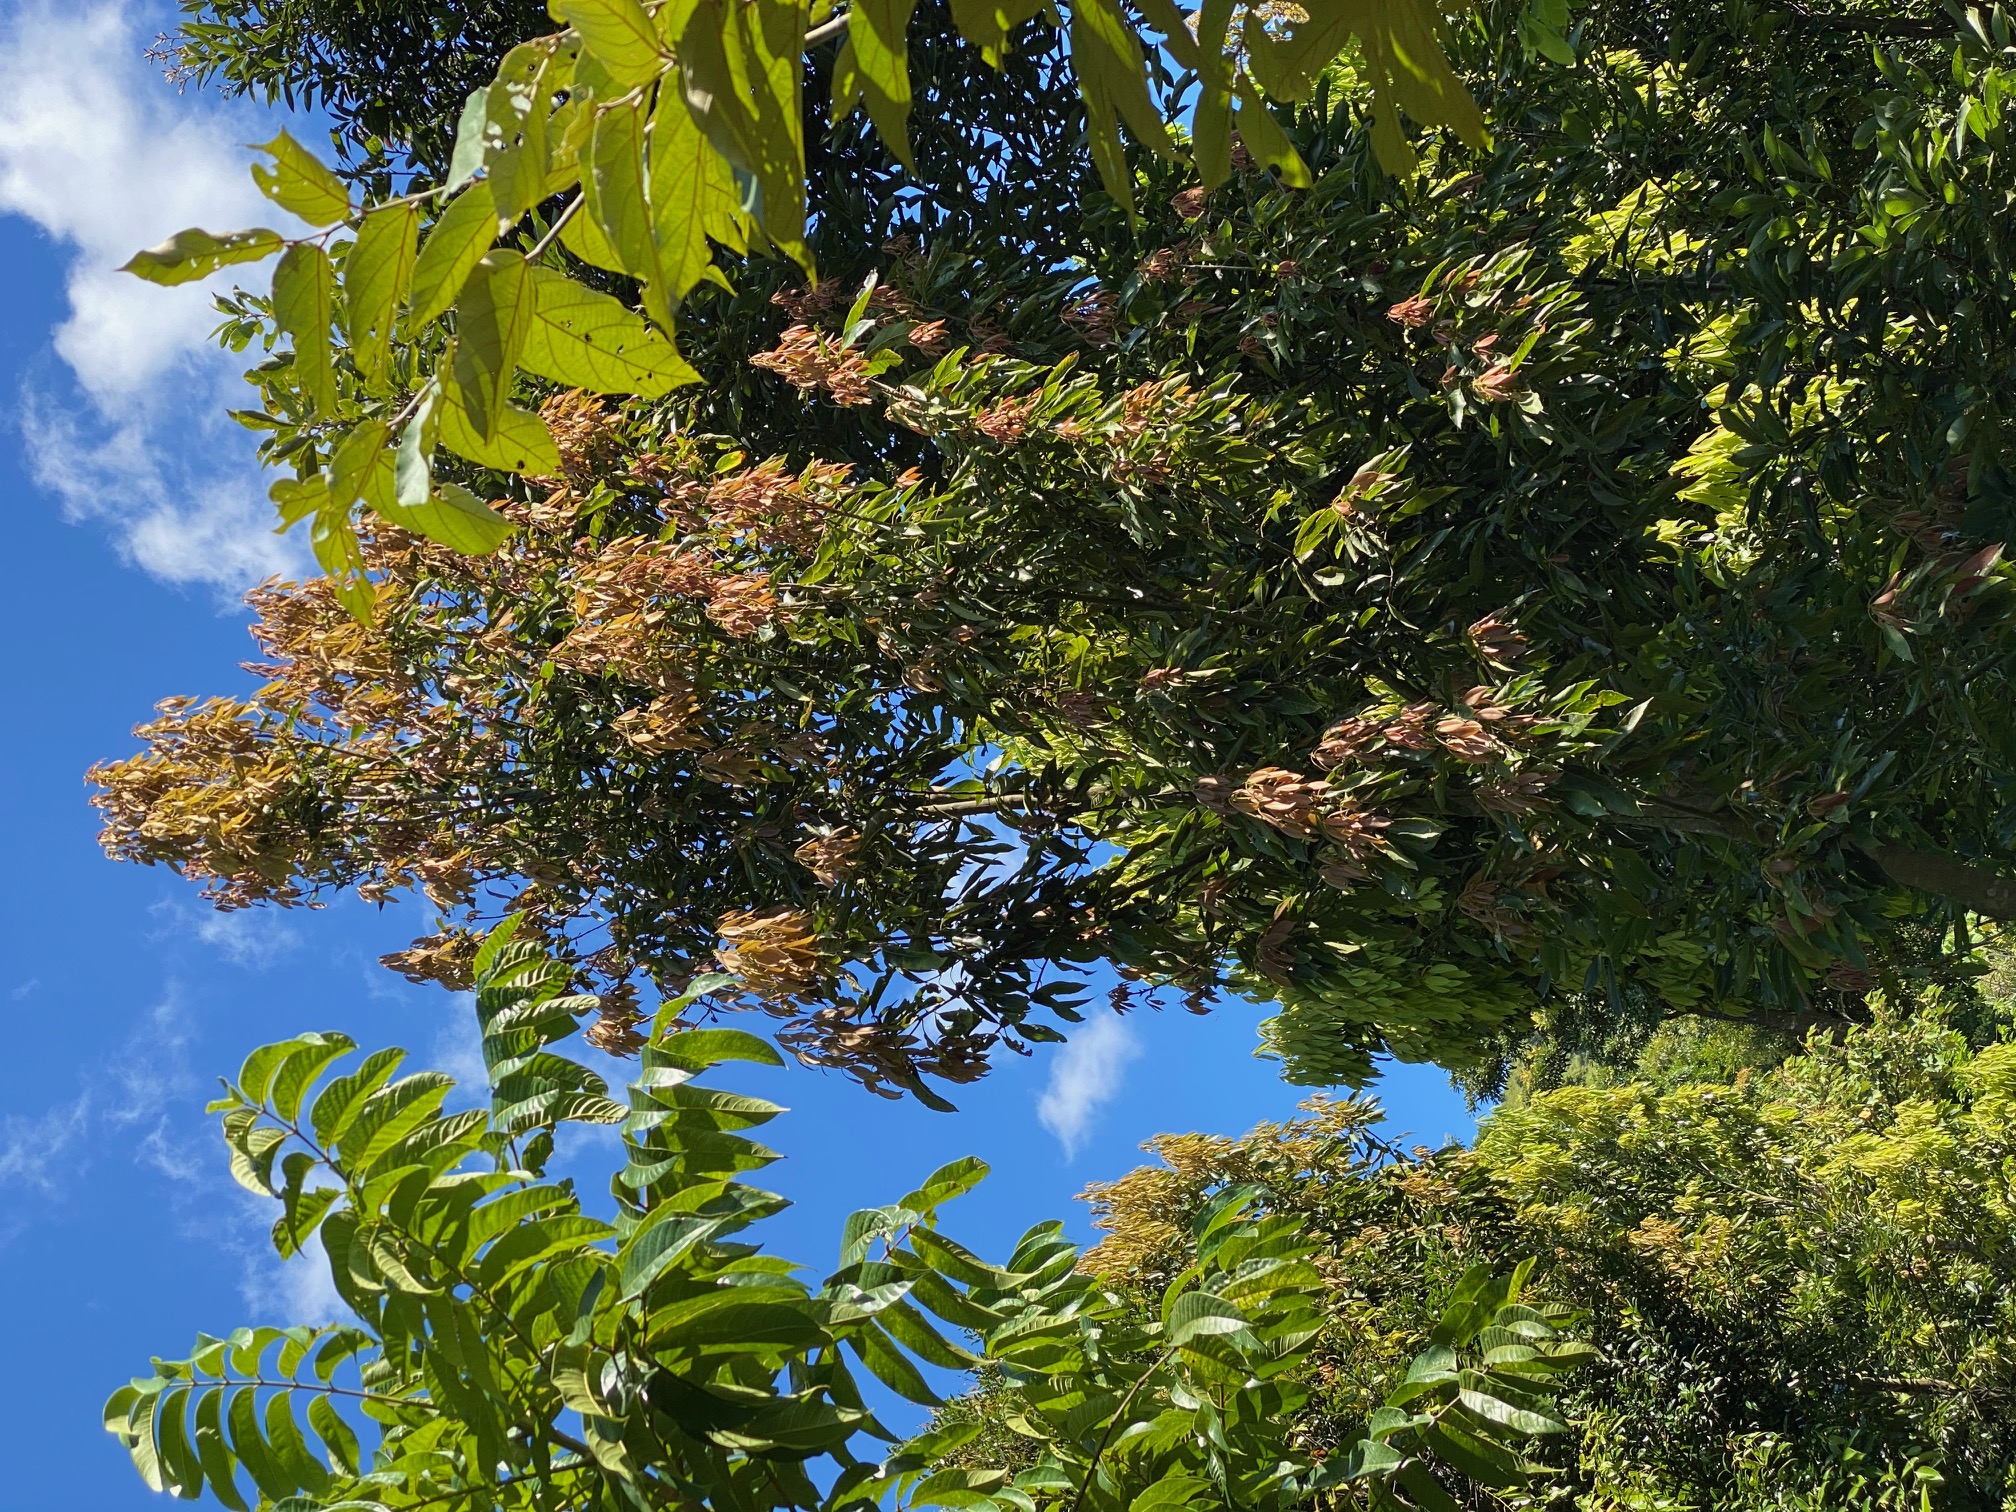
[
  {"left": 1780, "top": 4, "right": 1957, "bottom": 38},
  {"left": 803, "top": 10, "right": 851, "bottom": 47},
  {"left": 1862, "top": 842, "right": 2016, "bottom": 921}
]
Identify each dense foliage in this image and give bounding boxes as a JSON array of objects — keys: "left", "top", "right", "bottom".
[
  {"left": 104, "top": 929, "right": 1586, "bottom": 1512},
  {"left": 1064, "top": 988, "right": 2016, "bottom": 1506},
  {"left": 93, "top": 0, "right": 2016, "bottom": 1099}
]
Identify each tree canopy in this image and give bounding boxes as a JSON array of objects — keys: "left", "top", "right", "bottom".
[
  {"left": 1067, "top": 979, "right": 2016, "bottom": 1504},
  {"left": 78, "top": 2, "right": 2016, "bottom": 1505},
  {"left": 94, "top": 0, "right": 2016, "bottom": 1099}
]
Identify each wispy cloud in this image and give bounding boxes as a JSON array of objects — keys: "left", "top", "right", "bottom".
[
  {"left": 0, "top": 1093, "right": 93, "bottom": 1192},
  {"left": 236, "top": 1210, "right": 348, "bottom": 1325},
  {"left": 194, "top": 908, "right": 302, "bottom": 969},
  {"left": 0, "top": 0, "right": 305, "bottom": 590},
  {"left": 1036, "top": 1010, "right": 1143, "bottom": 1159},
  {"left": 0, "top": 989, "right": 192, "bottom": 1194}
]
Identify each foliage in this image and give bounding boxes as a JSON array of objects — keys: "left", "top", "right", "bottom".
[
  {"left": 102, "top": 928, "right": 1578, "bottom": 1512},
  {"left": 162, "top": 0, "right": 555, "bottom": 188},
  {"left": 1069, "top": 990, "right": 2016, "bottom": 1506},
  {"left": 128, "top": 0, "right": 1487, "bottom": 448},
  {"left": 95, "top": 0, "right": 2016, "bottom": 1097}
]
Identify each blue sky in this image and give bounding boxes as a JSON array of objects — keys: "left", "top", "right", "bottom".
[{"left": 0, "top": 4, "right": 1473, "bottom": 1505}]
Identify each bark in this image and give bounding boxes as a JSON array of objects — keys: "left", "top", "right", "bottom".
[{"left": 1862, "top": 843, "right": 2016, "bottom": 922}]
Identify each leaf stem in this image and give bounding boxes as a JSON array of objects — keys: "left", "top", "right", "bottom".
[{"left": 527, "top": 193, "right": 586, "bottom": 265}]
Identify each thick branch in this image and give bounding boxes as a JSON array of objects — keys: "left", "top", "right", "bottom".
[
  {"left": 1862, "top": 843, "right": 2016, "bottom": 921},
  {"left": 1781, "top": 5, "right": 1957, "bottom": 38}
]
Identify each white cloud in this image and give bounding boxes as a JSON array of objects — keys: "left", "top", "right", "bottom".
[
  {"left": 102, "top": 993, "right": 196, "bottom": 1125},
  {"left": 0, "top": 1093, "right": 92, "bottom": 1191},
  {"left": 0, "top": 989, "right": 195, "bottom": 1198},
  {"left": 237, "top": 1216, "right": 348, "bottom": 1325},
  {"left": 1036, "top": 1010, "right": 1143, "bottom": 1159},
  {"left": 0, "top": 0, "right": 306, "bottom": 590},
  {"left": 193, "top": 907, "right": 302, "bottom": 969}
]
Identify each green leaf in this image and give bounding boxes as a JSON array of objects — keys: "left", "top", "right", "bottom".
[
  {"left": 311, "top": 502, "right": 374, "bottom": 621},
  {"left": 832, "top": 0, "right": 921, "bottom": 168},
  {"left": 438, "top": 381, "right": 563, "bottom": 476},
  {"left": 272, "top": 243, "right": 338, "bottom": 416},
  {"left": 309, "top": 1046, "right": 407, "bottom": 1148},
  {"left": 947, "top": 0, "right": 1047, "bottom": 61},
  {"left": 447, "top": 86, "right": 492, "bottom": 192},
  {"left": 1130, "top": 1474, "right": 1210, "bottom": 1512},
  {"left": 344, "top": 201, "right": 420, "bottom": 386},
  {"left": 270, "top": 1035, "right": 356, "bottom": 1123},
  {"left": 585, "top": 94, "right": 656, "bottom": 278},
  {"left": 121, "top": 227, "right": 284, "bottom": 287},
  {"left": 192, "top": 1388, "right": 248, "bottom": 1512},
  {"left": 521, "top": 265, "right": 699, "bottom": 395},
  {"left": 1232, "top": 79, "right": 1312, "bottom": 189},
  {"left": 251, "top": 130, "right": 352, "bottom": 225},
  {"left": 1165, "top": 1290, "right": 1251, "bottom": 1345},
  {"left": 846, "top": 1320, "right": 941, "bottom": 1405},
  {"left": 900, "top": 1156, "right": 989, "bottom": 1216},
  {"left": 678, "top": 0, "right": 811, "bottom": 274},
  {"left": 393, "top": 382, "right": 440, "bottom": 511},
  {"left": 451, "top": 250, "right": 535, "bottom": 439},
  {"left": 648, "top": 74, "right": 740, "bottom": 310},
  {"left": 553, "top": 0, "right": 665, "bottom": 87},
  {"left": 406, "top": 189, "right": 504, "bottom": 334},
  {"left": 379, "top": 483, "right": 517, "bottom": 554}
]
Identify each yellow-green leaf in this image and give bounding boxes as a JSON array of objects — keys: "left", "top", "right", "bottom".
[
  {"left": 679, "top": 0, "right": 810, "bottom": 274},
  {"left": 832, "top": 0, "right": 920, "bottom": 168},
  {"left": 439, "top": 379, "right": 563, "bottom": 476},
  {"left": 329, "top": 420, "right": 392, "bottom": 514},
  {"left": 379, "top": 481, "right": 517, "bottom": 555},
  {"left": 552, "top": 0, "right": 665, "bottom": 87},
  {"left": 272, "top": 242, "right": 338, "bottom": 416},
  {"left": 452, "top": 250, "right": 535, "bottom": 440},
  {"left": 586, "top": 94, "right": 655, "bottom": 276},
  {"left": 488, "top": 41, "right": 576, "bottom": 219},
  {"left": 648, "top": 76, "right": 738, "bottom": 306},
  {"left": 557, "top": 202, "right": 630, "bottom": 274},
  {"left": 311, "top": 503, "right": 374, "bottom": 621},
  {"left": 343, "top": 201, "right": 419, "bottom": 387},
  {"left": 1232, "top": 77, "right": 1312, "bottom": 188},
  {"left": 120, "top": 227, "right": 284, "bottom": 287},
  {"left": 1072, "top": 0, "right": 1176, "bottom": 160},
  {"left": 948, "top": 0, "right": 1047, "bottom": 63},
  {"left": 406, "top": 189, "right": 505, "bottom": 334},
  {"left": 521, "top": 264, "right": 699, "bottom": 395},
  {"left": 252, "top": 129, "right": 353, "bottom": 226}
]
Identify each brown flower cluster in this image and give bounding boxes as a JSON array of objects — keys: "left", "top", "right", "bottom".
[
  {"left": 716, "top": 905, "right": 823, "bottom": 999},
  {"left": 380, "top": 929, "right": 482, "bottom": 991},
  {"left": 556, "top": 536, "right": 779, "bottom": 692},
  {"left": 794, "top": 830, "right": 862, "bottom": 885},
  {"left": 610, "top": 687, "right": 706, "bottom": 755},
  {"left": 670, "top": 456, "right": 852, "bottom": 555},
  {"left": 583, "top": 979, "right": 647, "bottom": 1055},
  {"left": 1387, "top": 295, "right": 1434, "bottom": 329},
  {"left": 1062, "top": 288, "right": 1119, "bottom": 343},
  {"left": 541, "top": 389, "right": 631, "bottom": 484},
  {"left": 1199, "top": 767, "right": 1396, "bottom": 888},
  {"left": 1465, "top": 612, "right": 1529, "bottom": 668},
  {"left": 750, "top": 324, "right": 874, "bottom": 404},
  {"left": 769, "top": 283, "right": 852, "bottom": 323},
  {"left": 1455, "top": 875, "right": 1534, "bottom": 945},
  {"left": 973, "top": 394, "right": 1037, "bottom": 446},
  {"left": 89, "top": 696, "right": 320, "bottom": 906},
  {"left": 778, "top": 1006, "right": 994, "bottom": 1094}
]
